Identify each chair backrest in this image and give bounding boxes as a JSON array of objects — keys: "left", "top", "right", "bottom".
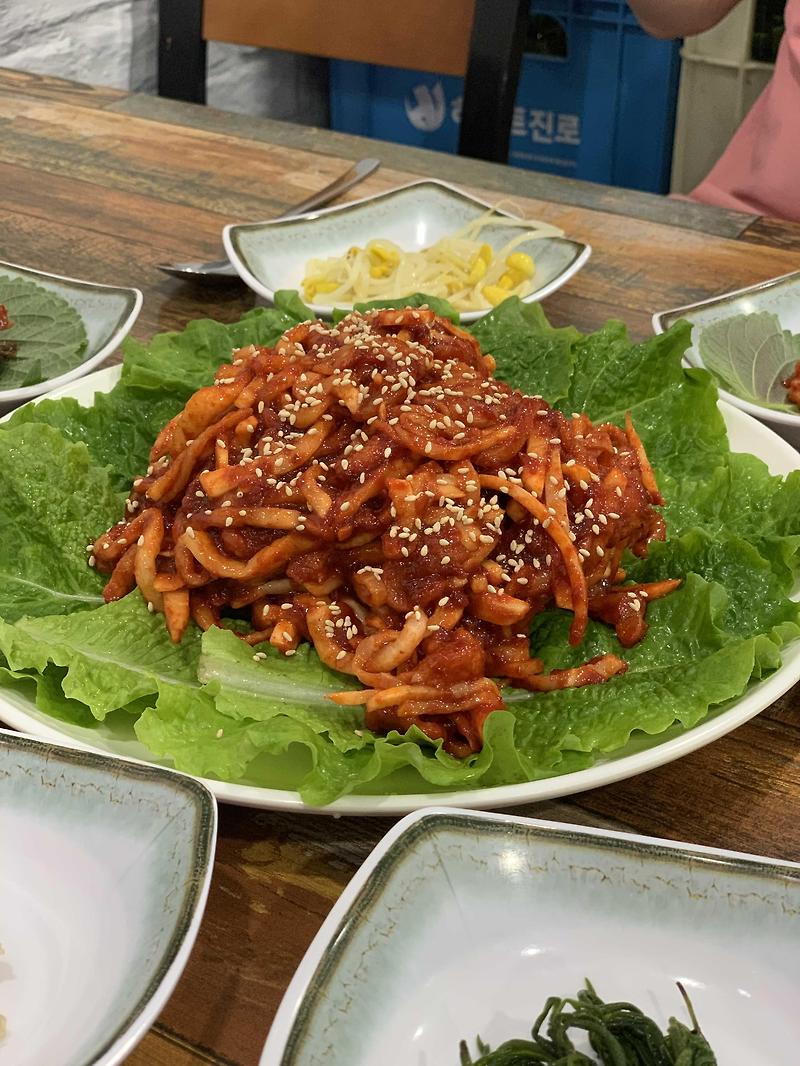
[
  {"left": 204, "top": 0, "right": 475, "bottom": 75},
  {"left": 158, "top": 0, "right": 526, "bottom": 162}
]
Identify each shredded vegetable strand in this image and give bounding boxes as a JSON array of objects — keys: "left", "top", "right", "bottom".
[{"left": 301, "top": 207, "right": 565, "bottom": 312}]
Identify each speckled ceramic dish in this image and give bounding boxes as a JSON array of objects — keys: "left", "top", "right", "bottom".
[
  {"left": 0, "top": 729, "right": 216, "bottom": 1066},
  {"left": 262, "top": 808, "right": 800, "bottom": 1065},
  {"left": 653, "top": 271, "right": 800, "bottom": 449},
  {"left": 0, "top": 260, "right": 142, "bottom": 408},
  {"left": 222, "top": 180, "right": 591, "bottom": 323}
]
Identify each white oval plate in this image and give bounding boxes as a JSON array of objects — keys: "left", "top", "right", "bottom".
[
  {"left": 0, "top": 260, "right": 142, "bottom": 408},
  {"left": 1, "top": 367, "right": 799, "bottom": 815},
  {"left": 222, "top": 180, "right": 591, "bottom": 324}
]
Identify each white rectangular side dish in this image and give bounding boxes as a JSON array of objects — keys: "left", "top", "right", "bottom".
[
  {"left": 0, "top": 729, "right": 216, "bottom": 1066},
  {"left": 0, "top": 260, "right": 142, "bottom": 408},
  {"left": 262, "top": 807, "right": 800, "bottom": 1065},
  {"left": 223, "top": 180, "right": 591, "bottom": 323},
  {"left": 653, "top": 270, "right": 800, "bottom": 447}
]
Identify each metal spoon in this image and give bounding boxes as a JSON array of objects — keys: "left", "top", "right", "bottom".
[{"left": 157, "top": 158, "right": 381, "bottom": 281}]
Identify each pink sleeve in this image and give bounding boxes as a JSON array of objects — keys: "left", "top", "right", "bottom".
[{"left": 689, "top": 0, "right": 800, "bottom": 221}]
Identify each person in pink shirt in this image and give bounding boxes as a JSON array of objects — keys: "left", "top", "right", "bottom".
[{"left": 629, "top": 0, "right": 800, "bottom": 221}]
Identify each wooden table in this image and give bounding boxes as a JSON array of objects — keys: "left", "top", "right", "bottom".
[{"left": 3, "top": 66, "right": 800, "bottom": 1066}]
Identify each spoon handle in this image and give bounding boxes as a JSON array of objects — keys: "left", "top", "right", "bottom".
[
  {"left": 275, "top": 158, "right": 381, "bottom": 220},
  {"left": 158, "top": 158, "right": 381, "bottom": 279}
]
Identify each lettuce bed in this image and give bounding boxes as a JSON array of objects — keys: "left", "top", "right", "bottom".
[{"left": 1, "top": 293, "right": 799, "bottom": 805}]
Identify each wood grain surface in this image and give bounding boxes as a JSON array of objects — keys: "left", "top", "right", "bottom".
[{"left": 2, "top": 67, "right": 800, "bottom": 1066}]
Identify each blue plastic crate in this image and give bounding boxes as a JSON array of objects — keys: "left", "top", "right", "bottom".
[{"left": 329, "top": 1, "right": 681, "bottom": 193}]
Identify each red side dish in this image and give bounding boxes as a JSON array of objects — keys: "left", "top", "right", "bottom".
[
  {"left": 785, "top": 361, "right": 800, "bottom": 406},
  {"left": 91, "top": 308, "right": 679, "bottom": 756}
]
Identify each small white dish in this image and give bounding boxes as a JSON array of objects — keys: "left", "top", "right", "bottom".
[
  {"left": 0, "top": 728, "right": 216, "bottom": 1066},
  {"left": 0, "top": 260, "right": 142, "bottom": 408},
  {"left": 262, "top": 807, "right": 800, "bottom": 1065},
  {"left": 222, "top": 180, "right": 591, "bottom": 323},
  {"left": 653, "top": 271, "right": 800, "bottom": 449},
  {"left": 1, "top": 369, "right": 799, "bottom": 815}
]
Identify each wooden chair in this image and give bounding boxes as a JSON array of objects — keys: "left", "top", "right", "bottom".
[{"left": 157, "top": 0, "right": 528, "bottom": 162}]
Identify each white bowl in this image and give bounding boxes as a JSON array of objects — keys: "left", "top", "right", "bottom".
[
  {"left": 262, "top": 807, "right": 800, "bottom": 1065},
  {"left": 0, "top": 729, "right": 216, "bottom": 1066},
  {"left": 222, "top": 180, "right": 591, "bottom": 323},
  {"left": 0, "top": 260, "right": 142, "bottom": 408},
  {"left": 653, "top": 271, "right": 800, "bottom": 449}
]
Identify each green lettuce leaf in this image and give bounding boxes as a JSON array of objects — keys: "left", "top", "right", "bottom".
[
  {"left": 6, "top": 388, "right": 186, "bottom": 492},
  {"left": 335, "top": 292, "right": 460, "bottom": 322},
  {"left": 119, "top": 297, "right": 308, "bottom": 399},
  {"left": 0, "top": 594, "right": 201, "bottom": 719},
  {"left": 662, "top": 451, "right": 800, "bottom": 584},
  {"left": 0, "top": 274, "right": 88, "bottom": 389},
  {"left": 469, "top": 296, "right": 578, "bottom": 404},
  {"left": 565, "top": 319, "right": 691, "bottom": 420},
  {"left": 0, "top": 424, "right": 121, "bottom": 621}
]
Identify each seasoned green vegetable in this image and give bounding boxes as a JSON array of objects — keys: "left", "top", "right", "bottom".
[
  {"left": 698, "top": 310, "right": 800, "bottom": 411},
  {"left": 459, "top": 980, "right": 717, "bottom": 1065},
  {"left": 0, "top": 274, "right": 88, "bottom": 389}
]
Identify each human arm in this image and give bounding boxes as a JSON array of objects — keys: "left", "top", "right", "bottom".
[{"left": 626, "top": 0, "right": 742, "bottom": 39}]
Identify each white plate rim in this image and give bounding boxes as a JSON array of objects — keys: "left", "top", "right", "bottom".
[
  {"left": 222, "top": 178, "right": 592, "bottom": 323},
  {"left": 258, "top": 804, "right": 800, "bottom": 1064},
  {"left": 0, "top": 259, "right": 143, "bottom": 404},
  {"left": 1, "top": 365, "right": 799, "bottom": 815}
]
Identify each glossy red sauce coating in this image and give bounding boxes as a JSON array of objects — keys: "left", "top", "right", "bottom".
[
  {"left": 785, "top": 361, "right": 800, "bottom": 407},
  {"left": 92, "top": 308, "right": 679, "bottom": 756}
]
